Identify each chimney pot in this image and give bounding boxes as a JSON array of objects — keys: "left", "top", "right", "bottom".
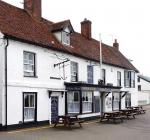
[{"left": 81, "top": 18, "right": 91, "bottom": 39}]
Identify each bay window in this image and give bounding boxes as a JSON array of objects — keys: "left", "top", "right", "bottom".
[{"left": 67, "top": 91, "right": 80, "bottom": 113}]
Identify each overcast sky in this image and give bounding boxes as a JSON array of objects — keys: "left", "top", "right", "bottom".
[{"left": 3, "top": 0, "right": 150, "bottom": 76}]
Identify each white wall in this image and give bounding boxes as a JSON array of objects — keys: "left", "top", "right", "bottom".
[
  {"left": 138, "top": 78, "right": 150, "bottom": 91},
  {"left": 3, "top": 38, "right": 138, "bottom": 124},
  {"left": 138, "top": 78, "right": 150, "bottom": 105}
]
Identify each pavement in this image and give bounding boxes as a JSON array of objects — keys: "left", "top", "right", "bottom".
[{"left": 1, "top": 105, "right": 150, "bottom": 140}]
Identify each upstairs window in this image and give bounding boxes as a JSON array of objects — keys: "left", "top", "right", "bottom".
[
  {"left": 101, "top": 69, "right": 106, "bottom": 84},
  {"left": 137, "top": 77, "right": 140, "bottom": 82},
  {"left": 87, "top": 66, "right": 93, "bottom": 84},
  {"left": 71, "top": 61, "right": 78, "bottom": 82},
  {"left": 117, "top": 71, "right": 121, "bottom": 86},
  {"left": 62, "top": 31, "right": 70, "bottom": 45},
  {"left": 124, "top": 70, "right": 135, "bottom": 88},
  {"left": 23, "top": 51, "right": 36, "bottom": 77}
]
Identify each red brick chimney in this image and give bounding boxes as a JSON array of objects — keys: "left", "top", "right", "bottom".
[
  {"left": 81, "top": 18, "right": 91, "bottom": 39},
  {"left": 24, "top": 0, "right": 41, "bottom": 20},
  {"left": 113, "top": 39, "right": 119, "bottom": 50}
]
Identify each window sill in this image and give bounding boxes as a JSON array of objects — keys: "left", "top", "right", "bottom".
[
  {"left": 24, "top": 76, "right": 38, "bottom": 78},
  {"left": 82, "top": 112, "right": 93, "bottom": 114}
]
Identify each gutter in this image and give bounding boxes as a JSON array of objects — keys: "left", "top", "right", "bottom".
[{"left": 4, "top": 36, "right": 9, "bottom": 128}]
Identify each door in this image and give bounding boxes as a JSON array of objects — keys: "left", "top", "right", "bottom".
[
  {"left": 94, "top": 96, "right": 101, "bottom": 113},
  {"left": 51, "top": 96, "right": 59, "bottom": 123}
]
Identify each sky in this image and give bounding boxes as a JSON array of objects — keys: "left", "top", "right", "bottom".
[{"left": 3, "top": 0, "right": 150, "bottom": 76}]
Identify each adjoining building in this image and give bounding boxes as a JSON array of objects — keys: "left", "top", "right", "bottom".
[
  {"left": 137, "top": 75, "right": 150, "bottom": 105},
  {"left": 0, "top": 0, "right": 139, "bottom": 130}
]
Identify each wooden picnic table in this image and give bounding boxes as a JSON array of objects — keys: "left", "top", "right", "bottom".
[
  {"left": 100, "top": 111, "right": 123, "bottom": 123},
  {"left": 120, "top": 108, "right": 136, "bottom": 119},
  {"left": 127, "top": 106, "right": 146, "bottom": 114},
  {"left": 53, "top": 114, "right": 84, "bottom": 128}
]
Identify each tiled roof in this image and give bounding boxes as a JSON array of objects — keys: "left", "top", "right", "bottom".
[
  {"left": 0, "top": 1, "right": 138, "bottom": 72},
  {"left": 51, "top": 20, "right": 74, "bottom": 32}
]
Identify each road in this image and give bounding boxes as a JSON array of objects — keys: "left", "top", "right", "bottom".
[{"left": 0, "top": 106, "right": 150, "bottom": 140}]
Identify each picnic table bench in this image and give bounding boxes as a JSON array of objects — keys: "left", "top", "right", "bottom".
[
  {"left": 120, "top": 109, "right": 136, "bottom": 119},
  {"left": 100, "top": 111, "right": 124, "bottom": 123},
  {"left": 53, "top": 115, "right": 84, "bottom": 128}
]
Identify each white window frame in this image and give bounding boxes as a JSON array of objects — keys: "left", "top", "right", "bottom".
[
  {"left": 71, "top": 61, "right": 78, "bottom": 82},
  {"left": 82, "top": 91, "right": 93, "bottom": 113},
  {"left": 23, "top": 51, "right": 36, "bottom": 77},
  {"left": 124, "top": 70, "right": 135, "bottom": 88},
  {"left": 24, "top": 93, "right": 36, "bottom": 122},
  {"left": 62, "top": 31, "right": 70, "bottom": 45},
  {"left": 113, "top": 93, "right": 120, "bottom": 110},
  {"left": 117, "top": 71, "right": 121, "bottom": 86},
  {"left": 67, "top": 91, "right": 80, "bottom": 113},
  {"left": 87, "top": 66, "right": 93, "bottom": 84},
  {"left": 125, "top": 93, "right": 131, "bottom": 107},
  {"left": 101, "top": 69, "right": 106, "bottom": 84}
]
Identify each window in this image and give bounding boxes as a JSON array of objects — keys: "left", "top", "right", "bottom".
[
  {"left": 71, "top": 62, "right": 78, "bottom": 82},
  {"left": 23, "top": 51, "right": 36, "bottom": 77},
  {"left": 124, "top": 70, "right": 135, "bottom": 88},
  {"left": 117, "top": 71, "right": 121, "bottom": 86},
  {"left": 125, "top": 93, "right": 131, "bottom": 107},
  {"left": 131, "top": 72, "right": 135, "bottom": 87},
  {"left": 82, "top": 92, "right": 93, "bottom": 113},
  {"left": 23, "top": 93, "right": 36, "bottom": 122},
  {"left": 137, "top": 77, "right": 140, "bottom": 82},
  {"left": 138, "top": 85, "right": 141, "bottom": 91},
  {"left": 113, "top": 93, "right": 120, "bottom": 110},
  {"left": 67, "top": 92, "right": 80, "bottom": 113},
  {"left": 62, "top": 31, "right": 70, "bottom": 45},
  {"left": 87, "top": 66, "right": 93, "bottom": 84},
  {"left": 101, "top": 69, "right": 106, "bottom": 84}
]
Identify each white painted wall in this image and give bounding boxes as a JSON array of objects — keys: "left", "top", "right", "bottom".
[
  {"left": 138, "top": 78, "right": 150, "bottom": 91},
  {"left": 137, "top": 77, "right": 150, "bottom": 105},
  {"left": 0, "top": 38, "right": 138, "bottom": 125}
]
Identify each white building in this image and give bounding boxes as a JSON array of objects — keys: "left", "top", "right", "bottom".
[
  {"left": 137, "top": 75, "right": 150, "bottom": 105},
  {"left": 0, "top": 0, "right": 139, "bottom": 130}
]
